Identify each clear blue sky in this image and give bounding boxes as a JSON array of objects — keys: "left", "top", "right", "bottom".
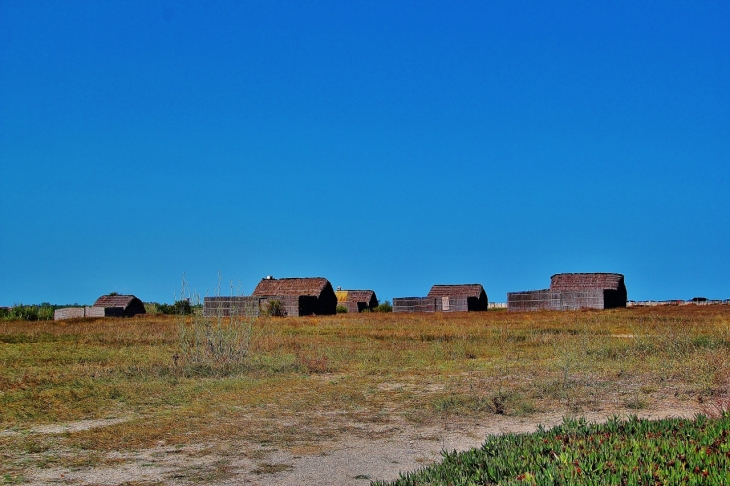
[{"left": 1, "top": 1, "right": 728, "bottom": 305}]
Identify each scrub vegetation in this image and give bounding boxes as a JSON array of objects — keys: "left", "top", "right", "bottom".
[{"left": 1, "top": 306, "right": 729, "bottom": 481}]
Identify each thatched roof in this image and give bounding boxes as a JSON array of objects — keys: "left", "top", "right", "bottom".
[
  {"left": 252, "top": 277, "right": 332, "bottom": 297},
  {"left": 427, "top": 284, "right": 486, "bottom": 299},
  {"left": 550, "top": 273, "right": 625, "bottom": 291},
  {"left": 93, "top": 294, "right": 141, "bottom": 309}
]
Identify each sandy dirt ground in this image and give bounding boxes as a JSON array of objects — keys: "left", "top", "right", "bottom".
[{"left": 9, "top": 403, "right": 701, "bottom": 485}]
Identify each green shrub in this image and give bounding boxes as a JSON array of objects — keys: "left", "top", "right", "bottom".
[
  {"left": 3, "top": 303, "right": 55, "bottom": 321},
  {"left": 336, "top": 304, "right": 348, "bottom": 314},
  {"left": 266, "top": 300, "right": 286, "bottom": 317},
  {"left": 374, "top": 301, "right": 393, "bottom": 313},
  {"left": 146, "top": 300, "right": 195, "bottom": 315}
]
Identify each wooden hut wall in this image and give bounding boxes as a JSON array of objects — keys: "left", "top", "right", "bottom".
[
  {"left": 440, "top": 297, "right": 470, "bottom": 312},
  {"left": 204, "top": 296, "right": 264, "bottom": 317},
  {"left": 86, "top": 307, "right": 106, "bottom": 318},
  {"left": 507, "top": 290, "right": 561, "bottom": 311},
  {"left": 509, "top": 289, "right": 619, "bottom": 311},
  {"left": 557, "top": 290, "right": 606, "bottom": 310},
  {"left": 54, "top": 307, "right": 85, "bottom": 320},
  {"left": 253, "top": 296, "right": 304, "bottom": 316},
  {"left": 54, "top": 306, "right": 118, "bottom": 320},
  {"left": 393, "top": 297, "right": 439, "bottom": 313},
  {"left": 338, "top": 300, "right": 360, "bottom": 313}
]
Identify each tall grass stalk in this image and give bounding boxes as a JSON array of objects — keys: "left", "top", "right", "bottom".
[{"left": 175, "top": 274, "right": 255, "bottom": 374}]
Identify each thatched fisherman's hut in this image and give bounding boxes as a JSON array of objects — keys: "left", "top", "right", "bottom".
[
  {"left": 394, "top": 283, "right": 489, "bottom": 313},
  {"left": 507, "top": 273, "right": 627, "bottom": 311},
  {"left": 550, "top": 273, "right": 627, "bottom": 308},
  {"left": 427, "top": 284, "right": 488, "bottom": 312},
  {"left": 335, "top": 290, "right": 379, "bottom": 313},
  {"left": 92, "top": 294, "right": 146, "bottom": 317},
  {"left": 251, "top": 277, "right": 337, "bottom": 316}
]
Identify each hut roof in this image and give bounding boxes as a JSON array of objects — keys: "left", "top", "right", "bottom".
[
  {"left": 252, "top": 277, "right": 331, "bottom": 297},
  {"left": 93, "top": 294, "right": 140, "bottom": 308},
  {"left": 549, "top": 273, "right": 624, "bottom": 291},
  {"left": 427, "top": 284, "right": 486, "bottom": 299},
  {"left": 336, "top": 290, "right": 376, "bottom": 303}
]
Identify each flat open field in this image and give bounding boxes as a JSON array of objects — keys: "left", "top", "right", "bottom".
[{"left": 2, "top": 306, "right": 729, "bottom": 485}]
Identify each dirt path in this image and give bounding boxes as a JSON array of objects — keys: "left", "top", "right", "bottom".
[{"left": 14, "top": 404, "right": 700, "bottom": 485}]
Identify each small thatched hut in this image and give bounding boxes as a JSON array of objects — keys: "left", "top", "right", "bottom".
[
  {"left": 251, "top": 277, "right": 337, "bottom": 316},
  {"left": 335, "top": 290, "right": 379, "bottom": 313},
  {"left": 92, "top": 294, "right": 146, "bottom": 317},
  {"left": 427, "top": 284, "right": 488, "bottom": 312},
  {"left": 507, "top": 273, "right": 627, "bottom": 311},
  {"left": 393, "top": 283, "right": 489, "bottom": 313}
]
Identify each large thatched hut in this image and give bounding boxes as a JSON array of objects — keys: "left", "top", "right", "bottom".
[
  {"left": 508, "top": 273, "right": 627, "bottom": 311},
  {"left": 549, "top": 273, "right": 627, "bottom": 308},
  {"left": 251, "top": 277, "right": 337, "bottom": 316},
  {"left": 92, "top": 294, "right": 146, "bottom": 317},
  {"left": 427, "top": 284, "right": 488, "bottom": 312},
  {"left": 335, "top": 289, "right": 379, "bottom": 313}
]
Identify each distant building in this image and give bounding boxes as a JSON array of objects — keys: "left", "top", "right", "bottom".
[
  {"left": 335, "top": 290, "right": 379, "bottom": 313},
  {"left": 92, "top": 294, "right": 147, "bottom": 317},
  {"left": 54, "top": 294, "right": 146, "bottom": 320},
  {"left": 427, "top": 284, "right": 488, "bottom": 312},
  {"left": 203, "top": 277, "right": 338, "bottom": 318},
  {"left": 394, "top": 283, "right": 489, "bottom": 313},
  {"left": 507, "top": 273, "right": 627, "bottom": 311}
]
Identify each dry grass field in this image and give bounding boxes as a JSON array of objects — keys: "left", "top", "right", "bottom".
[{"left": 1, "top": 306, "right": 729, "bottom": 484}]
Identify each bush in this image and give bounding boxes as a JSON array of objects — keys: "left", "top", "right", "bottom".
[
  {"left": 147, "top": 300, "right": 195, "bottom": 315},
  {"left": 266, "top": 300, "right": 286, "bottom": 317},
  {"left": 3, "top": 303, "right": 55, "bottom": 321},
  {"left": 374, "top": 301, "right": 393, "bottom": 313},
  {"left": 336, "top": 304, "right": 348, "bottom": 314}
]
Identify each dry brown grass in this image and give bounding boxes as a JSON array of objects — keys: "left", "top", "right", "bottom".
[{"left": 1, "top": 306, "right": 729, "bottom": 478}]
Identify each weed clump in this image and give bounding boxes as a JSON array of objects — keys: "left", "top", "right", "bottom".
[{"left": 175, "top": 276, "right": 256, "bottom": 374}]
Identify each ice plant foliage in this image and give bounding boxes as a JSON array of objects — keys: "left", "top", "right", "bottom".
[{"left": 377, "top": 414, "right": 730, "bottom": 485}]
